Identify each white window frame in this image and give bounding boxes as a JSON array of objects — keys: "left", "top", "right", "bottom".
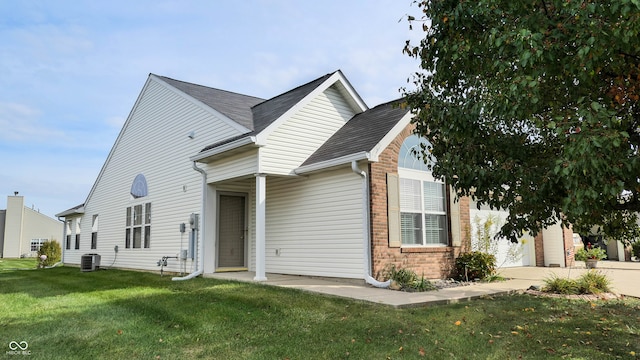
[
  {"left": 398, "top": 168, "right": 448, "bottom": 247},
  {"left": 30, "top": 238, "right": 47, "bottom": 252},
  {"left": 125, "top": 203, "right": 151, "bottom": 249}
]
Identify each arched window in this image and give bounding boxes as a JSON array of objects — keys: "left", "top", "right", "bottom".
[
  {"left": 398, "top": 134, "right": 435, "bottom": 171},
  {"left": 130, "top": 174, "right": 148, "bottom": 198},
  {"left": 397, "top": 135, "right": 448, "bottom": 246},
  {"left": 126, "top": 174, "right": 151, "bottom": 249}
]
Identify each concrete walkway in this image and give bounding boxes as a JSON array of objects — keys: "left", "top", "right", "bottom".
[{"left": 207, "top": 261, "right": 640, "bottom": 308}]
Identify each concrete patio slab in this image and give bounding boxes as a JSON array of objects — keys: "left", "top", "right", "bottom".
[{"left": 206, "top": 260, "right": 640, "bottom": 308}]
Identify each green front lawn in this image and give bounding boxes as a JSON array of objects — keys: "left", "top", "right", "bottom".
[
  {"left": 0, "top": 258, "right": 37, "bottom": 270},
  {"left": 0, "top": 267, "right": 638, "bottom": 359}
]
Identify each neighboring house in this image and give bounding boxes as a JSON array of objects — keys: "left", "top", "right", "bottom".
[
  {"left": 1, "top": 195, "right": 63, "bottom": 258},
  {"left": 56, "top": 70, "right": 579, "bottom": 282}
]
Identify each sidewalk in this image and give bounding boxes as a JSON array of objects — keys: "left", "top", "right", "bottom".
[{"left": 208, "top": 261, "right": 640, "bottom": 308}]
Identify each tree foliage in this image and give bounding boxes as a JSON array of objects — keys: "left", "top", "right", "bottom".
[{"left": 403, "top": 0, "right": 640, "bottom": 244}]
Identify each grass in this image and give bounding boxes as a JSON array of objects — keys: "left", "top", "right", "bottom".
[
  {"left": 0, "top": 258, "right": 37, "bottom": 270},
  {"left": 0, "top": 265, "right": 639, "bottom": 359}
]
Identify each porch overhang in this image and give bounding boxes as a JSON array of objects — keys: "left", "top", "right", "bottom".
[
  {"left": 55, "top": 204, "right": 85, "bottom": 218},
  {"left": 190, "top": 136, "right": 258, "bottom": 163},
  {"left": 294, "top": 151, "right": 372, "bottom": 175}
]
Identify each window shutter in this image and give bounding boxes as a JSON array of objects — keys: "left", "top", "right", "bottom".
[{"left": 387, "top": 173, "right": 401, "bottom": 248}]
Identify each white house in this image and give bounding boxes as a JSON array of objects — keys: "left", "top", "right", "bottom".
[
  {"left": 57, "top": 71, "right": 577, "bottom": 282},
  {"left": 1, "top": 194, "right": 63, "bottom": 258}
]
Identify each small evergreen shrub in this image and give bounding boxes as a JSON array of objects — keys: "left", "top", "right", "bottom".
[
  {"left": 37, "top": 240, "right": 62, "bottom": 267},
  {"left": 455, "top": 251, "right": 496, "bottom": 281}
]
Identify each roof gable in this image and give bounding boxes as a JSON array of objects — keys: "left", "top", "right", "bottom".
[
  {"left": 254, "top": 70, "right": 367, "bottom": 145},
  {"left": 301, "top": 100, "right": 410, "bottom": 167},
  {"left": 157, "top": 75, "right": 265, "bottom": 131},
  {"left": 250, "top": 72, "right": 334, "bottom": 134}
]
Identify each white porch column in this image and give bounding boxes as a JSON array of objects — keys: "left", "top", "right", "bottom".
[{"left": 254, "top": 174, "right": 267, "bottom": 281}]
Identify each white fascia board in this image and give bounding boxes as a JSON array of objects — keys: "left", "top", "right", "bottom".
[
  {"left": 368, "top": 111, "right": 413, "bottom": 161},
  {"left": 150, "top": 74, "right": 251, "bottom": 134},
  {"left": 190, "top": 136, "right": 257, "bottom": 162},
  {"left": 333, "top": 69, "right": 368, "bottom": 113},
  {"left": 255, "top": 71, "right": 368, "bottom": 145},
  {"left": 294, "top": 152, "right": 371, "bottom": 174},
  {"left": 55, "top": 206, "right": 85, "bottom": 218}
]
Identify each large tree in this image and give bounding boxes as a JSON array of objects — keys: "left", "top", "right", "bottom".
[{"left": 403, "top": 0, "right": 640, "bottom": 244}]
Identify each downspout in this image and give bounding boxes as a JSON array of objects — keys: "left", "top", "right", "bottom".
[
  {"left": 351, "top": 160, "right": 391, "bottom": 288},
  {"left": 57, "top": 216, "right": 66, "bottom": 266},
  {"left": 172, "top": 161, "right": 206, "bottom": 281}
]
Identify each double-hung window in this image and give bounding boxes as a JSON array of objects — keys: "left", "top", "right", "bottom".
[
  {"left": 399, "top": 173, "right": 447, "bottom": 245},
  {"left": 125, "top": 203, "right": 151, "bottom": 249},
  {"left": 398, "top": 135, "right": 448, "bottom": 246}
]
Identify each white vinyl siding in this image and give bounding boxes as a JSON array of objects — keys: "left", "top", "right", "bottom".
[
  {"left": 470, "top": 206, "right": 534, "bottom": 267},
  {"left": 2, "top": 196, "right": 62, "bottom": 258},
  {"left": 543, "top": 223, "right": 566, "bottom": 267},
  {"left": 68, "top": 77, "right": 242, "bottom": 270},
  {"left": 261, "top": 167, "right": 364, "bottom": 278},
  {"left": 261, "top": 86, "right": 356, "bottom": 175},
  {"left": 205, "top": 149, "right": 258, "bottom": 183}
]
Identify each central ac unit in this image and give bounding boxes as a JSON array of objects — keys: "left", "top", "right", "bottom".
[{"left": 81, "top": 253, "right": 101, "bottom": 272}]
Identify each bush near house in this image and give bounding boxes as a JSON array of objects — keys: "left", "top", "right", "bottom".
[
  {"left": 37, "top": 240, "right": 61, "bottom": 267},
  {"left": 384, "top": 265, "right": 436, "bottom": 292},
  {"left": 455, "top": 251, "right": 496, "bottom": 281},
  {"left": 631, "top": 241, "right": 640, "bottom": 259}
]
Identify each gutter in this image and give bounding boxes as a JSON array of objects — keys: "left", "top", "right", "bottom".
[
  {"left": 173, "top": 161, "right": 207, "bottom": 281},
  {"left": 295, "top": 152, "right": 371, "bottom": 175},
  {"left": 56, "top": 216, "right": 66, "bottom": 266},
  {"left": 189, "top": 136, "right": 257, "bottom": 162},
  {"left": 351, "top": 160, "right": 391, "bottom": 288}
]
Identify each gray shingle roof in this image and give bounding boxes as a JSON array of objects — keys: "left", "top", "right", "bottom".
[
  {"left": 157, "top": 75, "right": 265, "bottom": 130},
  {"left": 250, "top": 72, "right": 334, "bottom": 133},
  {"left": 55, "top": 203, "right": 85, "bottom": 217},
  {"left": 301, "top": 99, "right": 410, "bottom": 166},
  {"left": 197, "top": 72, "right": 337, "bottom": 153}
]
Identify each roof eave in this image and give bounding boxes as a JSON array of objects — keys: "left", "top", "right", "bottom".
[
  {"left": 55, "top": 206, "right": 85, "bottom": 218},
  {"left": 190, "top": 136, "right": 258, "bottom": 163},
  {"left": 295, "top": 152, "right": 372, "bottom": 175}
]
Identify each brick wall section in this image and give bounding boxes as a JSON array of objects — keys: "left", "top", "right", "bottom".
[
  {"left": 369, "top": 125, "right": 470, "bottom": 280},
  {"left": 534, "top": 233, "right": 545, "bottom": 267}
]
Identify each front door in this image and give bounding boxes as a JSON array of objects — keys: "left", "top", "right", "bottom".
[{"left": 217, "top": 194, "right": 246, "bottom": 268}]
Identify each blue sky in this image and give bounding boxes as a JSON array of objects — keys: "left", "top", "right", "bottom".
[{"left": 0, "top": 0, "right": 422, "bottom": 218}]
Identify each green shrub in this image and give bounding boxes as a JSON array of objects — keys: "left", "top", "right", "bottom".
[
  {"left": 577, "top": 271, "right": 611, "bottom": 294},
  {"left": 543, "top": 271, "right": 611, "bottom": 295},
  {"left": 37, "top": 240, "right": 62, "bottom": 267},
  {"left": 385, "top": 265, "right": 436, "bottom": 292},
  {"left": 631, "top": 241, "right": 640, "bottom": 258},
  {"left": 575, "top": 245, "right": 607, "bottom": 261},
  {"left": 455, "top": 251, "right": 496, "bottom": 281},
  {"left": 543, "top": 275, "right": 580, "bottom": 295}
]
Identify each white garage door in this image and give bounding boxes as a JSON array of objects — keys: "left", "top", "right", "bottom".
[{"left": 469, "top": 208, "right": 534, "bottom": 268}]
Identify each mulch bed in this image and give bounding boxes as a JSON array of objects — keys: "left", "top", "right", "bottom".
[{"left": 524, "top": 289, "right": 621, "bottom": 301}]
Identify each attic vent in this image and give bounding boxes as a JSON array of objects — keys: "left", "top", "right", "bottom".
[{"left": 81, "top": 253, "right": 101, "bottom": 272}]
